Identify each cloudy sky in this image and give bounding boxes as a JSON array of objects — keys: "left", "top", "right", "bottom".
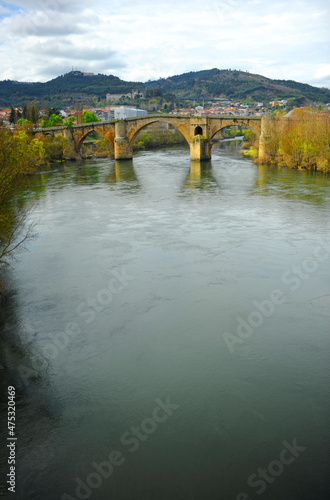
[{"left": 0, "top": 0, "right": 329, "bottom": 87}]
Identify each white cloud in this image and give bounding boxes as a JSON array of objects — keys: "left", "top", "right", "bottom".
[
  {"left": 20, "top": 38, "right": 123, "bottom": 65},
  {"left": 312, "top": 64, "right": 330, "bottom": 87},
  {"left": 314, "top": 64, "right": 330, "bottom": 80},
  {"left": 0, "top": 5, "right": 11, "bottom": 16},
  {"left": 8, "top": 7, "right": 101, "bottom": 37},
  {"left": 0, "top": 0, "right": 328, "bottom": 87}
]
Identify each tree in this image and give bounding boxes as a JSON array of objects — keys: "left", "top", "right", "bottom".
[
  {"left": 9, "top": 107, "right": 21, "bottom": 125},
  {"left": 31, "top": 100, "right": 40, "bottom": 124},
  {"left": 0, "top": 130, "right": 45, "bottom": 283},
  {"left": 42, "top": 101, "right": 50, "bottom": 121},
  {"left": 48, "top": 114, "right": 63, "bottom": 127},
  {"left": 9, "top": 106, "right": 15, "bottom": 124},
  {"left": 37, "top": 134, "right": 73, "bottom": 161},
  {"left": 82, "top": 111, "right": 101, "bottom": 123},
  {"left": 17, "top": 118, "right": 33, "bottom": 128},
  {"left": 49, "top": 107, "right": 60, "bottom": 116},
  {"left": 22, "top": 100, "right": 40, "bottom": 124},
  {"left": 64, "top": 116, "right": 75, "bottom": 127},
  {"left": 40, "top": 113, "right": 63, "bottom": 128},
  {"left": 22, "top": 104, "right": 29, "bottom": 121},
  {"left": 146, "top": 87, "right": 163, "bottom": 98}
]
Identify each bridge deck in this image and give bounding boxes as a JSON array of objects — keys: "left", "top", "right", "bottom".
[{"left": 32, "top": 114, "right": 261, "bottom": 133}]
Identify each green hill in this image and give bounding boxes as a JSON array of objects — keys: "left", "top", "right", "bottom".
[
  {"left": 0, "top": 71, "right": 140, "bottom": 108},
  {"left": 150, "top": 69, "right": 330, "bottom": 103},
  {"left": 0, "top": 68, "right": 329, "bottom": 108}
]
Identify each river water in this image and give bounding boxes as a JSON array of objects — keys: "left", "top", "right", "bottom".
[{"left": 0, "top": 141, "right": 329, "bottom": 500}]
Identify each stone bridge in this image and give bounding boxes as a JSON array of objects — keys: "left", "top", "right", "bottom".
[{"left": 34, "top": 114, "right": 266, "bottom": 161}]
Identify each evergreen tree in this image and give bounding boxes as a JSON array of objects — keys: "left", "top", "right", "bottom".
[{"left": 9, "top": 106, "right": 17, "bottom": 124}]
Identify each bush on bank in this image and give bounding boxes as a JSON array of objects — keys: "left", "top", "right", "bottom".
[
  {"left": 258, "top": 110, "right": 330, "bottom": 172},
  {"left": 35, "top": 133, "right": 75, "bottom": 161}
]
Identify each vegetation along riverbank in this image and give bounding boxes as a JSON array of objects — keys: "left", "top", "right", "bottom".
[
  {"left": 242, "top": 109, "right": 330, "bottom": 172},
  {"left": 0, "top": 128, "right": 46, "bottom": 289}
]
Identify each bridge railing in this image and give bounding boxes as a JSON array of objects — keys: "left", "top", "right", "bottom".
[{"left": 31, "top": 114, "right": 261, "bottom": 132}]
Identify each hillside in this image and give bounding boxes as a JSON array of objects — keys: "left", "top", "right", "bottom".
[
  {"left": 0, "top": 71, "right": 140, "bottom": 108},
  {"left": 0, "top": 69, "right": 329, "bottom": 108},
  {"left": 150, "top": 69, "right": 330, "bottom": 103}
]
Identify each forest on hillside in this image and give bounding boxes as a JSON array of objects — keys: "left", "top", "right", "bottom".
[{"left": 0, "top": 69, "right": 329, "bottom": 108}]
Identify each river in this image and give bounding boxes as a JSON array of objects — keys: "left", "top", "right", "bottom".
[{"left": 0, "top": 141, "right": 329, "bottom": 500}]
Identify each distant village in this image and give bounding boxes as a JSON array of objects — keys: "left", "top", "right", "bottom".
[
  {"left": 0, "top": 104, "right": 148, "bottom": 126},
  {"left": 1, "top": 89, "right": 329, "bottom": 127},
  {"left": 170, "top": 99, "right": 288, "bottom": 117}
]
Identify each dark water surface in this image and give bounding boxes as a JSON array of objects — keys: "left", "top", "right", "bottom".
[{"left": 1, "top": 142, "right": 329, "bottom": 500}]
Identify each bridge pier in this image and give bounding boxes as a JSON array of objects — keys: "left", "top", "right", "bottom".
[
  {"left": 258, "top": 117, "right": 267, "bottom": 162},
  {"left": 190, "top": 136, "right": 212, "bottom": 161},
  {"left": 114, "top": 121, "right": 132, "bottom": 160},
  {"left": 61, "top": 128, "right": 76, "bottom": 152}
]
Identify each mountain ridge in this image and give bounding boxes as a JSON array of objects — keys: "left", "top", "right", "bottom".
[{"left": 0, "top": 68, "right": 329, "bottom": 107}]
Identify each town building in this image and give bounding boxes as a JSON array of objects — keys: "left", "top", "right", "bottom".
[
  {"left": 87, "top": 106, "right": 148, "bottom": 121},
  {"left": 111, "top": 106, "right": 148, "bottom": 120},
  {"left": 91, "top": 108, "right": 115, "bottom": 121},
  {"left": 106, "top": 90, "right": 144, "bottom": 102}
]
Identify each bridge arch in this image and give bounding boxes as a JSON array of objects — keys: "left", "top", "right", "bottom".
[
  {"left": 76, "top": 127, "right": 115, "bottom": 154},
  {"left": 77, "top": 129, "right": 99, "bottom": 151},
  {"left": 209, "top": 118, "right": 261, "bottom": 143},
  {"left": 126, "top": 116, "right": 191, "bottom": 148},
  {"left": 210, "top": 122, "right": 242, "bottom": 141}
]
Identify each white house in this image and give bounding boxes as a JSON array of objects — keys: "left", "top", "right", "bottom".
[{"left": 111, "top": 106, "right": 148, "bottom": 120}]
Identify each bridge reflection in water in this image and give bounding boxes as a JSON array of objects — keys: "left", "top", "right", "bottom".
[
  {"left": 105, "top": 158, "right": 220, "bottom": 195},
  {"left": 183, "top": 161, "right": 219, "bottom": 191},
  {"left": 107, "top": 160, "right": 140, "bottom": 190}
]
